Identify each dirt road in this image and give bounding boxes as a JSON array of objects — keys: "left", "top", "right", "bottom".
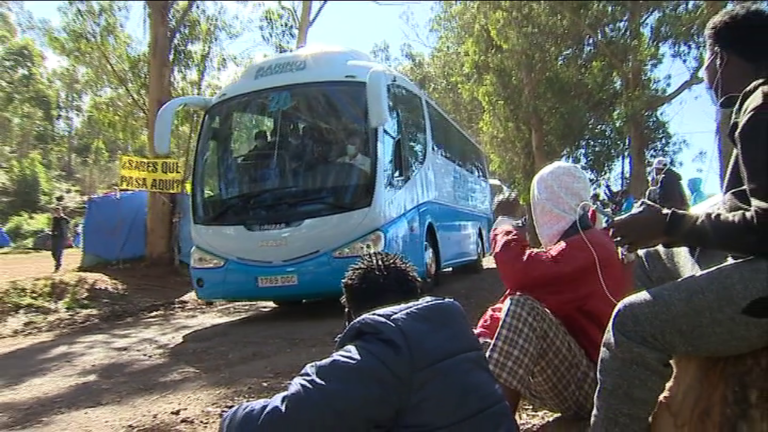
[
  {"left": 0, "top": 257, "right": 567, "bottom": 431},
  {"left": 0, "top": 250, "right": 82, "bottom": 283}
]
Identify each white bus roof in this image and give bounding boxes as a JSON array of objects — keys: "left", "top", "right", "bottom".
[
  {"left": 210, "top": 45, "right": 486, "bottom": 154},
  {"left": 212, "top": 45, "right": 412, "bottom": 105}
]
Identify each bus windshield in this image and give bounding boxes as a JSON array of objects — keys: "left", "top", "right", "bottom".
[{"left": 193, "top": 81, "right": 375, "bottom": 226}]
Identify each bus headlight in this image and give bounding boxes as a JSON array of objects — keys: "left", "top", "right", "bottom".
[
  {"left": 332, "top": 231, "right": 385, "bottom": 258},
  {"left": 191, "top": 247, "right": 226, "bottom": 269}
]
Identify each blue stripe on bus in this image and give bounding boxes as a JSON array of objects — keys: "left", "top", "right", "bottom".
[{"left": 190, "top": 200, "right": 491, "bottom": 302}]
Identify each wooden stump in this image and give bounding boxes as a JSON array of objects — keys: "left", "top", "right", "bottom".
[{"left": 651, "top": 346, "right": 768, "bottom": 432}]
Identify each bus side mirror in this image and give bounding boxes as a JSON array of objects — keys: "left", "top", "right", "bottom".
[
  {"left": 366, "top": 68, "right": 390, "bottom": 129},
  {"left": 153, "top": 96, "right": 214, "bottom": 156}
]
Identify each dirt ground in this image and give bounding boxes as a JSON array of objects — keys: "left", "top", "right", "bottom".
[
  {"left": 0, "top": 250, "right": 82, "bottom": 283},
  {"left": 0, "top": 254, "right": 580, "bottom": 432}
]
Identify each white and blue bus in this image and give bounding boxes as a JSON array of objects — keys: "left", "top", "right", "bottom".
[{"left": 154, "top": 46, "right": 492, "bottom": 305}]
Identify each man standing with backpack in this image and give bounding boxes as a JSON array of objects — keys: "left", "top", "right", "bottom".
[{"left": 50, "top": 206, "right": 70, "bottom": 272}]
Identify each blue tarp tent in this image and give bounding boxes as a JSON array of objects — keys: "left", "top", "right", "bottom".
[
  {"left": 81, "top": 191, "right": 148, "bottom": 268},
  {"left": 0, "top": 227, "right": 11, "bottom": 248},
  {"left": 73, "top": 224, "right": 82, "bottom": 248},
  {"left": 177, "top": 193, "right": 193, "bottom": 264}
]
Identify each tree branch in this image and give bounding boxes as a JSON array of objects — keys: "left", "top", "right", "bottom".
[
  {"left": 279, "top": 1, "right": 299, "bottom": 28},
  {"left": 169, "top": 0, "right": 196, "bottom": 48},
  {"left": 309, "top": 1, "right": 328, "bottom": 27},
  {"left": 551, "top": 3, "right": 626, "bottom": 74},
  {"left": 647, "top": 70, "right": 703, "bottom": 111},
  {"left": 75, "top": 9, "right": 149, "bottom": 119}
]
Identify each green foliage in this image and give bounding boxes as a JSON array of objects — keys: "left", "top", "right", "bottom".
[
  {"left": 0, "top": 0, "right": 746, "bottom": 234},
  {"left": 0, "top": 1, "right": 254, "bottom": 225},
  {"left": 7, "top": 153, "right": 52, "bottom": 214},
  {"left": 370, "top": 40, "right": 396, "bottom": 67},
  {"left": 259, "top": 5, "right": 297, "bottom": 53},
  {"left": 380, "top": 1, "right": 728, "bottom": 198},
  {"left": 0, "top": 276, "right": 93, "bottom": 315},
  {"left": 4, "top": 211, "right": 51, "bottom": 247}
]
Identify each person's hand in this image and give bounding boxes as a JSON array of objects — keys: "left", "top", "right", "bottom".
[
  {"left": 513, "top": 223, "right": 528, "bottom": 239},
  {"left": 608, "top": 200, "right": 668, "bottom": 252}
]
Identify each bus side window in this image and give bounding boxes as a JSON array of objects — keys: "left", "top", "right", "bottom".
[
  {"left": 382, "top": 86, "right": 401, "bottom": 188},
  {"left": 389, "top": 84, "right": 428, "bottom": 182},
  {"left": 393, "top": 135, "right": 405, "bottom": 180}
]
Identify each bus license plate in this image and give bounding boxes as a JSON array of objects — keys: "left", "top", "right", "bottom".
[{"left": 257, "top": 275, "right": 298, "bottom": 287}]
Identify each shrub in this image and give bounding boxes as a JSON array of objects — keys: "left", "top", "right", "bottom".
[
  {"left": 4, "top": 211, "right": 51, "bottom": 247},
  {"left": 7, "top": 152, "right": 52, "bottom": 214}
]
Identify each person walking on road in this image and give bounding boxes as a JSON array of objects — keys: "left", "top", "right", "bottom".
[{"left": 50, "top": 206, "right": 70, "bottom": 272}]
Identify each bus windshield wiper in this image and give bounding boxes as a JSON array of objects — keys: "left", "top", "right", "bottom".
[
  {"left": 205, "top": 187, "right": 297, "bottom": 223},
  {"left": 260, "top": 195, "right": 356, "bottom": 211}
]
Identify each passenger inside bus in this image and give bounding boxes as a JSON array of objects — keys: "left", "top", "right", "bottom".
[
  {"left": 336, "top": 135, "right": 371, "bottom": 174},
  {"left": 242, "top": 130, "right": 269, "bottom": 158},
  {"left": 303, "top": 125, "right": 332, "bottom": 168}
]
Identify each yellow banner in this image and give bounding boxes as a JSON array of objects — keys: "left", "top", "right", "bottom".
[{"left": 119, "top": 155, "right": 185, "bottom": 193}]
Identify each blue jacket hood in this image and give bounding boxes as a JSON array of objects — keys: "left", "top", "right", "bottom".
[
  {"left": 221, "top": 296, "right": 518, "bottom": 432},
  {"left": 687, "top": 177, "right": 703, "bottom": 193}
]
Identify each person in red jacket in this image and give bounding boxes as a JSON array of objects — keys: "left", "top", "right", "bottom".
[{"left": 476, "top": 161, "right": 630, "bottom": 420}]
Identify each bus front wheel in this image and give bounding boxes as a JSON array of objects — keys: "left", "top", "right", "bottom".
[{"left": 423, "top": 233, "right": 440, "bottom": 291}]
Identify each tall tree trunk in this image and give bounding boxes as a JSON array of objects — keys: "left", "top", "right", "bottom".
[
  {"left": 521, "top": 61, "right": 548, "bottom": 170},
  {"left": 717, "top": 107, "right": 734, "bottom": 187},
  {"left": 66, "top": 121, "right": 74, "bottom": 177},
  {"left": 520, "top": 60, "right": 546, "bottom": 247},
  {"left": 627, "top": 116, "right": 648, "bottom": 199},
  {"left": 529, "top": 112, "right": 547, "bottom": 171},
  {"left": 626, "top": 1, "right": 649, "bottom": 200},
  {"left": 522, "top": 162, "right": 541, "bottom": 248},
  {"left": 147, "top": 0, "right": 174, "bottom": 263},
  {"left": 296, "top": 1, "right": 312, "bottom": 49}
]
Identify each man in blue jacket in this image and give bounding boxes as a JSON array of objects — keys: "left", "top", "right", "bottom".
[{"left": 221, "top": 252, "right": 518, "bottom": 432}]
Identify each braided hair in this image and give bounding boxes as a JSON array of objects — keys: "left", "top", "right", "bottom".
[{"left": 341, "top": 252, "right": 422, "bottom": 320}]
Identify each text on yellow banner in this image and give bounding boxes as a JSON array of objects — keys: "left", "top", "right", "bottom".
[{"left": 119, "top": 155, "right": 185, "bottom": 193}]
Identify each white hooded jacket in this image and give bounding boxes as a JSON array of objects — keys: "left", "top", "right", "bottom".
[{"left": 530, "top": 162, "right": 593, "bottom": 248}]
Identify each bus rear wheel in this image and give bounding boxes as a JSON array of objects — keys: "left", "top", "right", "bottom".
[
  {"left": 456, "top": 230, "right": 485, "bottom": 274},
  {"left": 423, "top": 234, "right": 440, "bottom": 292},
  {"left": 467, "top": 230, "right": 485, "bottom": 273}
]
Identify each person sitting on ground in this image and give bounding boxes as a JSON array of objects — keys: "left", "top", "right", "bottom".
[
  {"left": 475, "top": 161, "right": 630, "bottom": 420},
  {"left": 590, "top": 5, "right": 768, "bottom": 431},
  {"left": 221, "top": 252, "right": 518, "bottom": 432}
]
